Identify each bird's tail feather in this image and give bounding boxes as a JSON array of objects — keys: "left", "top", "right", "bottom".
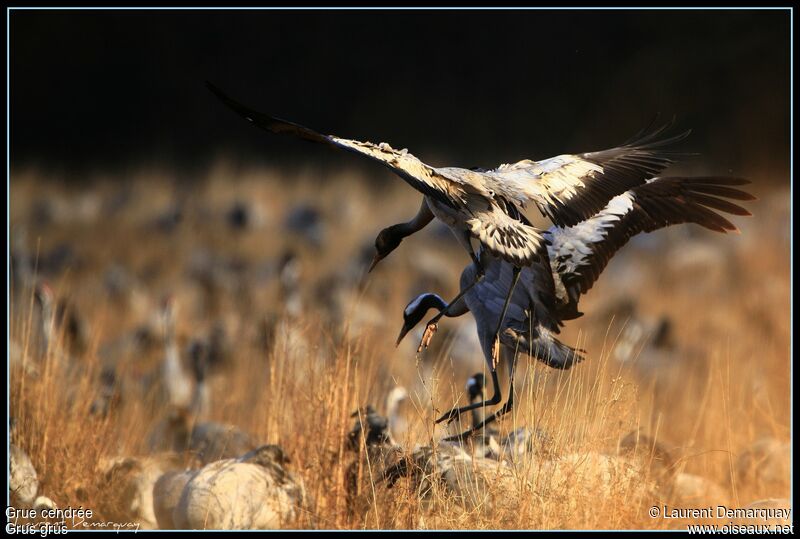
[{"left": 502, "top": 327, "right": 585, "bottom": 369}]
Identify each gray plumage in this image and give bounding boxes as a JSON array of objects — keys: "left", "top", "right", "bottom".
[
  {"left": 10, "top": 444, "right": 39, "bottom": 507},
  {"left": 459, "top": 247, "right": 583, "bottom": 371},
  {"left": 345, "top": 405, "right": 404, "bottom": 517},
  {"left": 398, "top": 247, "right": 582, "bottom": 374},
  {"left": 173, "top": 444, "right": 309, "bottom": 530},
  {"left": 188, "top": 422, "right": 257, "bottom": 465},
  {"left": 399, "top": 176, "right": 752, "bottom": 437},
  {"left": 153, "top": 469, "right": 198, "bottom": 529}
]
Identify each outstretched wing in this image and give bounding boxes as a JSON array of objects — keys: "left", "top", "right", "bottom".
[
  {"left": 206, "top": 82, "right": 472, "bottom": 210},
  {"left": 486, "top": 122, "right": 690, "bottom": 227},
  {"left": 208, "top": 82, "right": 548, "bottom": 265},
  {"left": 546, "top": 176, "right": 754, "bottom": 306}
]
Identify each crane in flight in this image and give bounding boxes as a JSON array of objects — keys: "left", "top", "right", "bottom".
[
  {"left": 396, "top": 176, "right": 753, "bottom": 439},
  {"left": 207, "top": 82, "right": 687, "bottom": 362}
]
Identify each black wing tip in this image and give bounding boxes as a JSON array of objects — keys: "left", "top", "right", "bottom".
[
  {"left": 621, "top": 115, "right": 692, "bottom": 150},
  {"left": 682, "top": 176, "right": 752, "bottom": 186},
  {"left": 639, "top": 176, "right": 755, "bottom": 232},
  {"left": 695, "top": 177, "right": 758, "bottom": 201},
  {"left": 638, "top": 127, "right": 692, "bottom": 149},
  {"left": 655, "top": 176, "right": 758, "bottom": 203},
  {"left": 205, "top": 80, "right": 233, "bottom": 104},
  {"left": 205, "top": 81, "right": 254, "bottom": 119},
  {"left": 204, "top": 81, "right": 323, "bottom": 144}
]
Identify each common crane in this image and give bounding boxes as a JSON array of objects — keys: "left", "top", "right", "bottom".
[
  {"left": 173, "top": 445, "right": 310, "bottom": 530},
  {"left": 158, "top": 295, "right": 193, "bottom": 411},
  {"left": 385, "top": 386, "right": 409, "bottom": 444},
  {"left": 96, "top": 452, "right": 187, "bottom": 530},
  {"left": 9, "top": 444, "right": 55, "bottom": 509},
  {"left": 398, "top": 176, "right": 753, "bottom": 439},
  {"left": 397, "top": 246, "right": 581, "bottom": 436},
  {"left": 345, "top": 405, "right": 404, "bottom": 519},
  {"left": 148, "top": 340, "right": 256, "bottom": 463},
  {"left": 207, "top": 83, "right": 685, "bottom": 359}
]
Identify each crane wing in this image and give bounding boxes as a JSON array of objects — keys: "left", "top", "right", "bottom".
[
  {"left": 465, "top": 203, "right": 549, "bottom": 267},
  {"left": 206, "top": 82, "right": 471, "bottom": 210},
  {"left": 209, "top": 82, "right": 554, "bottom": 265},
  {"left": 546, "top": 176, "right": 754, "bottom": 304},
  {"left": 486, "top": 122, "right": 690, "bottom": 227}
]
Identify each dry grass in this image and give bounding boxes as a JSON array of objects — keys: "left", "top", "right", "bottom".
[{"left": 8, "top": 164, "right": 791, "bottom": 530}]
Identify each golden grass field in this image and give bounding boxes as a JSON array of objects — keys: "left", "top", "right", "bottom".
[{"left": 8, "top": 163, "right": 792, "bottom": 530}]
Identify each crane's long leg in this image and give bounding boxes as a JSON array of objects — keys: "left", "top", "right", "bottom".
[
  {"left": 443, "top": 349, "right": 518, "bottom": 441},
  {"left": 490, "top": 265, "right": 522, "bottom": 368},
  {"left": 434, "top": 367, "right": 501, "bottom": 425}
]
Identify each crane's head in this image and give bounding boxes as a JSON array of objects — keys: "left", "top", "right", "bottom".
[
  {"left": 159, "top": 294, "right": 176, "bottom": 323},
  {"left": 466, "top": 373, "right": 486, "bottom": 402},
  {"left": 244, "top": 444, "right": 291, "bottom": 466},
  {"left": 348, "top": 405, "right": 392, "bottom": 451},
  {"left": 188, "top": 339, "right": 209, "bottom": 383},
  {"left": 395, "top": 293, "right": 448, "bottom": 347},
  {"left": 387, "top": 386, "right": 408, "bottom": 408},
  {"left": 368, "top": 225, "right": 404, "bottom": 273},
  {"left": 33, "top": 280, "right": 55, "bottom": 310}
]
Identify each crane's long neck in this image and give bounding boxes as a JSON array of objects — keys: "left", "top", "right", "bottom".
[
  {"left": 163, "top": 316, "right": 180, "bottom": 377},
  {"left": 162, "top": 308, "right": 191, "bottom": 407},
  {"left": 392, "top": 198, "right": 435, "bottom": 240},
  {"left": 190, "top": 379, "right": 210, "bottom": 423},
  {"left": 419, "top": 293, "right": 449, "bottom": 314},
  {"left": 190, "top": 363, "right": 211, "bottom": 423},
  {"left": 39, "top": 298, "right": 55, "bottom": 355},
  {"left": 469, "top": 389, "right": 484, "bottom": 430},
  {"left": 385, "top": 389, "right": 406, "bottom": 444}
]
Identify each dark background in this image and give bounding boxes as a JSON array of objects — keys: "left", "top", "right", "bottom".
[{"left": 10, "top": 9, "right": 790, "bottom": 181}]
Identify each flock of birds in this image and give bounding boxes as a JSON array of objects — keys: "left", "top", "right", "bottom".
[
  {"left": 10, "top": 358, "right": 791, "bottom": 529},
  {"left": 9, "top": 85, "right": 790, "bottom": 529}
]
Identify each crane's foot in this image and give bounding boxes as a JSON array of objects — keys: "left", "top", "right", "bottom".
[
  {"left": 443, "top": 426, "right": 478, "bottom": 443},
  {"left": 444, "top": 403, "right": 512, "bottom": 443},
  {"left": 417, "top": 322, "right": 438, "bottom": 353},
  {"left": 434, "top": 406, "right": 465, "bottom": 425}
]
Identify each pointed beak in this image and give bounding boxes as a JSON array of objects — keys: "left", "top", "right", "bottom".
[
  {"left": 395, "top": 325, "right": 410, "bottom": 347},
  {"left": 367, "top": 252, "right": 383, "bottom": 274}
]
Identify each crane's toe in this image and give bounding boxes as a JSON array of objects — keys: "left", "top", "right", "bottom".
[
  {"left": 442, "top": 427, "right": 476, "bottom": 443},
  {"left": 434, "top": 407, "right": 463, "bottom": 425},
  {"left": 417, "top": 322, "right": 439, "bottom": 353},
  {"left": 491, "top": 338, "right": 501, "bottom": 369}
]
